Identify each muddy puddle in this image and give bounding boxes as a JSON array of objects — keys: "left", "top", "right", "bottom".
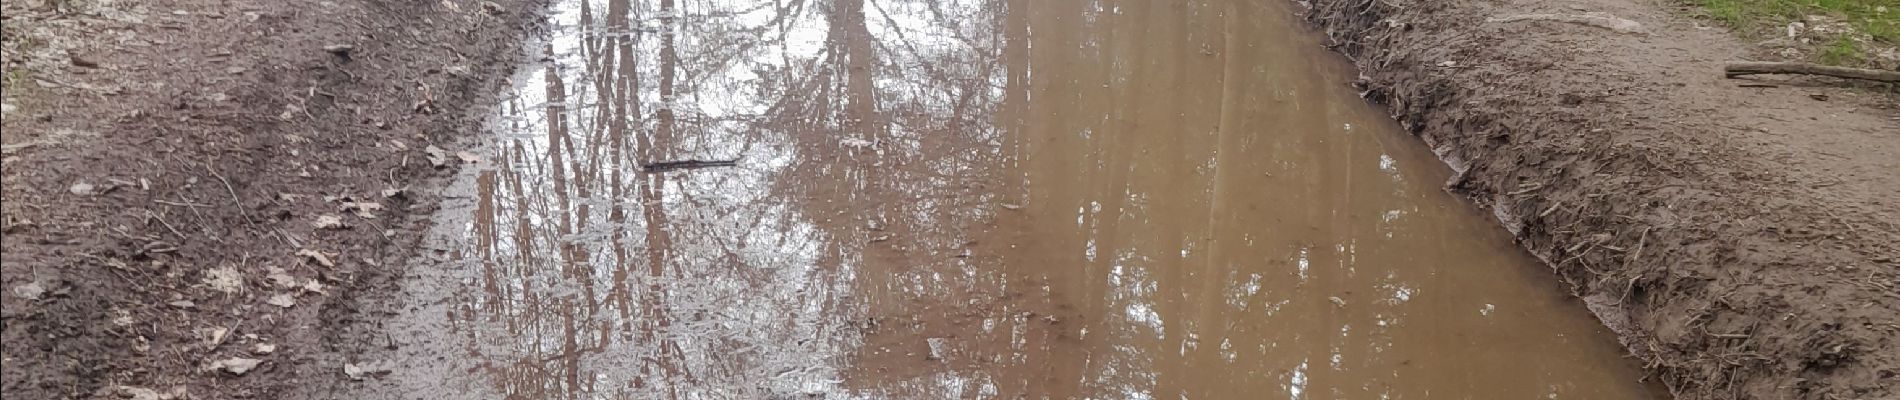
[{"left": 299, "top": 0, "right": 1660, "bottom": 399}]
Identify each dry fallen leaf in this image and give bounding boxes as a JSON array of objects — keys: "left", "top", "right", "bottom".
[
  {"left": 266, "top": 266, "right": 297, "bottom": 289},
  {"left": 343, "top": 362, "right": 393, "bottom": 381},
  {"left": 164, "top": 386, "right": 189, "bottom": 400},
  {"left": 208, "top": 357, "right": 263, "bottom": 375},
  {"left": 313, "top": 215, "right": 345, "bottom": 230},
  {"left": 423, "top": 145, "right": 449, "bottom": 167},
  {"left": 266, "top": 293, "right": 297, "bottom": 308},
  {"left": 341, "top": 201, "right": 383, "bottom": 219},
  {"left": 297, "top": 249, "right": 336, "bottom": 267},
  {"left": 252, "top": 343, "right": 277, "bottom": 355},
  {"left": 301, "top": 279, "right": 329, "bottom": 295},
  {"left": 199, "top": 326, "right": 229, "bottom": 348},
  {"left": 106, "top": 386, "right": 161, "bottom": 400},
  {"left": 111, "top": 309, "right": 134, "bottom": 326},
  {"left": 11, "top": 281, "right": 45, "bottom": 300},
  {"left": 203, "top": 266, "right": 243, "bottom": 293}
]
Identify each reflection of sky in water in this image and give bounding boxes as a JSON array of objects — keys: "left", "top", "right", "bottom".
[
  {"left": 448, "top": 0, "right": 886, "bottom": 397},
  {"left": 363, "top": 0, "right": 1662, "bottom": 399}
]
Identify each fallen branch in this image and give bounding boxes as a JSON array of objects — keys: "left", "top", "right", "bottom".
[
  {"left": 1723, "top": 62, "right": 1900, "bottom": 83},
  {"left": 640, "top": 159, "right": 739, "bottom": 172}
]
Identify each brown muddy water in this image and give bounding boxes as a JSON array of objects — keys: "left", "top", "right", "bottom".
[{"left": 300, "top": 0, "right": 1660, "bottom": 399}]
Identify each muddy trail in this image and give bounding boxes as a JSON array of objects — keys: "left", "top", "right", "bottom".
[{"left": 289, "top": 0, "right": 1662, "bottom": 398}]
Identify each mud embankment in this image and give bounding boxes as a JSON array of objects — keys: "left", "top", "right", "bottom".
[
  {"left": 1298, "top": 0, "right": 1899, "bottom": 399},
  {"left": 1, "top": 1, "right": 543, "bottom": 398}
]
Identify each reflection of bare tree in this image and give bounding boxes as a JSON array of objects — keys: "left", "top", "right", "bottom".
[
  {"left": 457, "top": 0, "right": 1041, "bottom": 397},
  {"left": 423, "top": 0, "right": 1658, "bottom": 398}
]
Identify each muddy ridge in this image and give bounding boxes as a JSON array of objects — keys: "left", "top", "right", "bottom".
[{"left": 1300, "top": 0, "right": 1899, "bottom": 399}]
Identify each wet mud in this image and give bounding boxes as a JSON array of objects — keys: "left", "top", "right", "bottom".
[
  {"left": 1302, "top": 0, "right": 1900, "bottom": 399},
  {"left": 1, "top": 1, "right": 546, "bottom": 398},
  {"left": 297, "top": 0, "right": 1663, "bottom": 399}
]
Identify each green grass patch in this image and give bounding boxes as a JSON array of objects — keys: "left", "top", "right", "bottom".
[
  {"left": 1689, "top": 0, "right": 1898, "bottom": 64},
  {"left": 1818, "top": 36, "right": 1864, "bottom": 64},
  {"left": 1693, "top": 0, "right": 1897, "bottom": 41}
]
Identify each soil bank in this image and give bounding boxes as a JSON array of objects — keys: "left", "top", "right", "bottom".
[
  {"left": 2, "top": 0, "right": 543, "bottom": 398},
  {"left": 1297, "top": 0, "right": 1899, "bottom": 399}
]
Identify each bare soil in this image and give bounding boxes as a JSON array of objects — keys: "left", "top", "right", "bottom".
[
  {"left": 1, "top": 0, "right": 542, "bottom": 398},
  {"left": 1301, "top": 0, "right": 1899, "bottom": 399}
]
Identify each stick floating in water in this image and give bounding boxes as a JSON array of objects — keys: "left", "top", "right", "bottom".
[{"left": 640, "top": 159, "right": 740, "bottom": 172}]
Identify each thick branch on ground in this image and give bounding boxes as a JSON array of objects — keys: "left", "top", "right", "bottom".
[{"left": 1723, "top": 62, "right": 1900, "bottom": 83}]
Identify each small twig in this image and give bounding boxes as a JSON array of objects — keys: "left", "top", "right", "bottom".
[
  {"left": 276, "top": 228, "right": 305, "bottom": 249},
  {"left": 174, "top": 196, "right": 220, "bottom": 243},
  {"left": 1620, "top": 275, "right": 1641, "bottom": 304},
  {"left": 1507, "top": 182, "right": 1545, "bottom": 196},
  {"left": 146, "top": 210, "right": 187, "bottom": 239},
  {"left": 351, "top": 214, "right": 394, "bottom": 244},
  {"left": 155, "top": 200, "right": 211, "bottom": 207},
  {"left": 1623, "top": 227, "right": 1651, "bottom": 270},
  {"left": 207, "top": 166, "right": 256, "bottom": 226},
  {"left": 1820, "top": 207, "right": 1859, "bottom": 237},
  {"left": 207, "top": 166, "right": 282, "bottom": 246},
  {"left": 1538, "top": 201, "right": 1563, "bottom": 218}
]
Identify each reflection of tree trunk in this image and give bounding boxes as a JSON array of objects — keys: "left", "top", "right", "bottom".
[
  {"left": 478, "top": 166, "right": 503, "bottom": 320},
  {"left": 1000, "top": 0, "right": 1029, "bottom": 198},
  {"left": 572, "top": 0, "right": 630, "bottom": 342},
  {"left": 506, "top": 140, "right": 533, "bottom": 334},
  {"left": 561, "top": 297, "right": 582, "bottom": 399},
  {"left": 545, "top": 48, "right": 577, "bottom": 280},
  {"left": 835, "top": 0, "right": 880, "bottom": 147},
  {"left": 542, "top": 50, "right": 585, "bottom": 393},
  {"left": 580, "top": 0, "right": 596, "bottom": 68},
  {"left": 511, "top": 141, "right": 537, "bottom": 279},
  {"left": 642, "top": 1, "right": 681, "bottom": 398},
  {"left": 605, "top": 0, "right": 637, "bottom": 341}
]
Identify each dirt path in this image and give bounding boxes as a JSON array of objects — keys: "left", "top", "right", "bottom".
[
  {"left": 1302, "top": 0, "right": 1899, "bottom": 398},
  {"left": 2, "top": 0, "right": 543, "bottom": 398}
]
